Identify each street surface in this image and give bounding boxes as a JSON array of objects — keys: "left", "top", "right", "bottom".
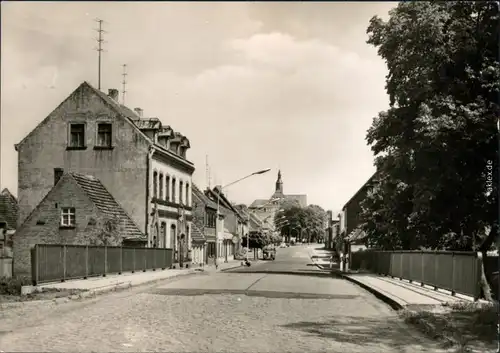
[{"left": 0, "top": 246, "right": 448, "bottom": 352}]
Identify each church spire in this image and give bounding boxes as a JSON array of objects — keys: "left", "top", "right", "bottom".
[{"left": 275, "top": 170, "right": 283, "bottom": 194}]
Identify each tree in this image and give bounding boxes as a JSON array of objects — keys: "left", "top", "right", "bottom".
[
  {"left": 275, "top": 204, "right": 327, "bottom": 242},
  {"left": 361, "top": 1, "right": 499, "bottom": 299}
]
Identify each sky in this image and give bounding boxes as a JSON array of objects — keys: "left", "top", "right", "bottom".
[{"left": 1, "top": 1, "right": 395, "bottom": 214}]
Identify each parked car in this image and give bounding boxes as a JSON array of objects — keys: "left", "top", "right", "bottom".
[{"left": 279, "top": 243, "right": 287, "bottom": 248}]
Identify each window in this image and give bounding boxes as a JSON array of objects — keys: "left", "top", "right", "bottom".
[
  {"left": 166, "top": 176, "right": 170, "bottom": 201},
  {"left": 97, "top": 123, "right": 112, "bottom": 147},
  {"left": 179, "top": 181, "right": 183, "bottom": 204},
  {"left": 161, "top": 222, "right": 167, "bottom": 248},
  {"left": 159, "top": 174, "right": 164, "bottom": 200},
  {"left": 172, "top": 179, "right": 176, "bottom": 203},
  {"left": 185, "top": 183, "right": 190, "bottom": 207},
  {"left": 205, "top": 211, "right": 216, "bottom": 228},
  {"left": 180, "top": 147, "right": 186, "bottom": 158},
  {"left": 69, "top": 124, "right": 85, "bottom": 148},
  {"left": 153, "top": 171, "right": 158, "bottom": 199},
  {"left": 61, "top": 207, "right": 76, "bottom": 227}
]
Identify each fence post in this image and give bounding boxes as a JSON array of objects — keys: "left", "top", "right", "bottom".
[
  {"left": 132, "top": 248, "right": 136, "bottom": 273},
  {"left": 119, "top": 246, "right": 123, "bottom": 275},
  {"left": 450, "top": 252, "right": 456, "bottom": 296},
  {"left": 420, "top": 251, "right": 425, "bottom": 287},
  {"left": 103, "top": 246, "right": 107, "bottom": 277},
  {"left": 153, "top": 249, "right": 156, "bottom": 271},
  {"left": 84, "top": 246, "right": 89, "bottom": 279},
  {"left": 433, "top": 252, "right": 438, "bottom": 290},
  {"left": 409, "top": 254, "right": 413, "bottom": 283},
  {"left": 399, "top": 253, "right": 403, "bottom": 280},
  {"left": 473, "top": 252, "right": 481, "bottom": 302},
  {"left": 62, "top": 245, "right": 67, "bottom": 282}
]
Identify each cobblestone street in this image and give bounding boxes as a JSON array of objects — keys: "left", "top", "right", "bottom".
[{"left": 0, "top": 269, "right": 449, "bottom": 353}]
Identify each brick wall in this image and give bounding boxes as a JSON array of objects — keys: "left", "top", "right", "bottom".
[{"left": 17, "top": 84, "right": 148, "bottom": 232}]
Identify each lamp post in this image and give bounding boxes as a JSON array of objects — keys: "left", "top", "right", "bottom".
[{"left": 215, "top": 168, "right": 271, "bottom": 265}]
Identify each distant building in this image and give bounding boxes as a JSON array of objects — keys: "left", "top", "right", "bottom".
[
  {"left": 339, "top": 172, "right": 377, "bottom": 259},
  {"left": 14, "top": 82, "right": 195, "bottom": 263},
  {"left": 13, "top": 173, "right": 145, "bottom": 276},
  {"left": 249, "top": 170, "right": 307, "bottom": 229}
]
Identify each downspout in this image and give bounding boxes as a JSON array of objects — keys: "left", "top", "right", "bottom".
[{"left": 145, "top": 146, "right": 155, "bottom": 247}]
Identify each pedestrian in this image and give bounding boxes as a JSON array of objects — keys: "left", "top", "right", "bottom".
[{"left": 214, "top": 255, "right": 219, "bottom": 270}]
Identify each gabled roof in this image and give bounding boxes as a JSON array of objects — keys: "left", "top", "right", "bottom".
[
  {"left": 0, "top": 188, "right": 18, "bottom": 230},
  {"left": 210, "top": 187, "right": 244, "bottom": 220},
  {"left": 192, "top": 184, "right": 218, "bottom": 210},
  {"left": 19, "top": 173, "right": 145, "bottom": 241},
  {"left": 191, "top": 223, "right": 206, "bottom": 243},
  {"left": 70, "top": 173, "right": 145, "bottom": 240},
  {"left": 133, "top": 117, "right": 162, "bottom": 130},
  {"left": 342, "top": 172, "right": 377, "bottom": 211},
  {"left": 249, "top": 199, "right": 269, "bottom": 208},
  {"left": 14, "top": 81, "right": 194, "bottom": 168}
]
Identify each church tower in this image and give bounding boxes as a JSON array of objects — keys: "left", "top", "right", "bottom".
[{"left": 273, "top": 170, "right": 284, "bottom": 197}]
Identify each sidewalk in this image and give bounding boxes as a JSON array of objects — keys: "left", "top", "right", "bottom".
[
  {"left": 308, "top": 245, "right": 338, "bottom": 268},
  {"left": 307, "top": 246, "right": 476, "bottom": 310}
]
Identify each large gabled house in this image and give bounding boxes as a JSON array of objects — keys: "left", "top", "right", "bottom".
[
  {"left": 13, "top": 172, "right": 145, "bottom": 276},
  {"left": 14, "top": 82, "right": 195, "bottom": 266}
]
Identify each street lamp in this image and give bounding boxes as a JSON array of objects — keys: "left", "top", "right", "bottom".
[{"left": 215, "top": 168, "right": 271, "bottom": 265}]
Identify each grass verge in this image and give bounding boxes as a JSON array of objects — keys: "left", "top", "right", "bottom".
[
  {"left": 0, "top": 275, "right": 86, "bottom": 302},
  {"left": 401, "top": 301, "right": 498, "bottom": 352}
]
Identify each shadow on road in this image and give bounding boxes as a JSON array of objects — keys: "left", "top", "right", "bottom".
[
  {"left": 226, "top": 270, "right": 344, "bottom": 278},
  {"left": 281, "top": 315, "right": 444, "bottom": 350}
]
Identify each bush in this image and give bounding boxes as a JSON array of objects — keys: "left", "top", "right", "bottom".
[{"left": 0, "top": 275, "right": 31, "bottom": 295}]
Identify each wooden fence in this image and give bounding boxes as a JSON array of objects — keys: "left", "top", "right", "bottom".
[
  {"left": 31, "top": 244, "right": 174, "bottom": 285},
  {"left": 351, "top": 250, "right": 487, "bottom": 300}
]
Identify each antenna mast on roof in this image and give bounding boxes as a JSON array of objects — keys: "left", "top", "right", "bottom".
[
  {"left": 206, "top": 155, "right": 211, "bottom": 189},
  {"left": 122, "top": 64, "right": 128, "bottom": 105},
  {"left": 94, "top": 18, "right": 107, "bottom": 90}
]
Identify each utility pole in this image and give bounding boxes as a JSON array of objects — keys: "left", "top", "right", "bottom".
[
  {"left": 122, "top": 64, "right": 128, "bottom": 105},
  {"left": 94, "top": 18, "right": 107, "bottom": 90}
]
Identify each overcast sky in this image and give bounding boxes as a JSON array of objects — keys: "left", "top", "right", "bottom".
[{"left": 1, "top": 2, "right": 395, "bottom": 214}]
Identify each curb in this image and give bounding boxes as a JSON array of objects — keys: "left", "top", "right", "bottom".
[
  {"left": 335, "top": 272, "right": 405, "bottom": 311},
  {"left": 2, "top": 270, "right": 199, "bottom": 309}
]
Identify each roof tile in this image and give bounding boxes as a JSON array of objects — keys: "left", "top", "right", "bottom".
[{"left": 70, "top": 173, "right": 145, "bottom": 241}]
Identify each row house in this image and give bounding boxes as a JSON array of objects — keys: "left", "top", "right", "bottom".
[
  {"left": 208, "top": 187, "right": 248, "bottom": 261},
  {"left": 191, "top": 184, "right": 217, "bottom": 265},
  {"left": 339, "top": 172, "right": 377, "bottom": 262},
  {"left": 0, "top": 188, "right": 18, "bottom": 258},
  {"left": 14, "top": 81, "right": 195, "bottom": 274},
  {"left": 13, "top": 173, "right": 145, "bottom": 276}
]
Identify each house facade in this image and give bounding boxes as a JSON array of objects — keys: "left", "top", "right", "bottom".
[
  {"left": 340, "top": 173, "right": 377, "bottom": 262},
  {"left": 13, "top": 173, "right": 146, "bottom": 276},
  {"left": 14, "top": 82, "right": 195, "bottom": 263},
  {"left": 0, "top": 188, "right": 18, "bottom": 257},
  {"left": 191, "top": 184, "right": 217, "bottom": 265}
]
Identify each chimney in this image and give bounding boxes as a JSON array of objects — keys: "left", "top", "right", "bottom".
[
  {"left": 134, "top": 107, "right": 143, "bottom": 117},
  {"left": 108, "top": 89, "right": 119, "bottom": 101},
  {"left": 54, "top": 168, "right": 64, "bottom": 186}
]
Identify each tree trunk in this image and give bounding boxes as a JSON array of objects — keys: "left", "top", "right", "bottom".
[
  {"left": 478, "top": 250, "right": 493, "bottom": 302},
  {"left": 477, "top": 223, "right": 498, "bottom": 302}
]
